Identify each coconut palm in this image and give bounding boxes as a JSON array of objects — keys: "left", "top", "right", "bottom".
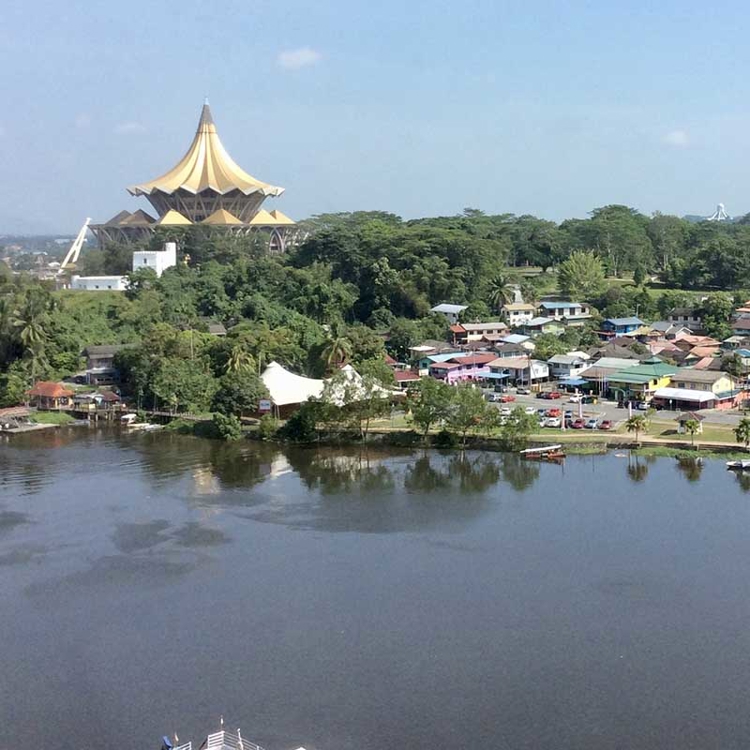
[
  {"left": 225, "top": 344, "right": 255, "bottom": 374},
  {"left": 625, "top": 414, "right": 648, "bottom": 443},
  {"left": 321, "top": 325, "right": 353, "bottom": 373},
  {"left": 486, "top": 272, "right": 517, "bottom": 310},
  {"left": 683, "top": 418, "right": 700, "bottom": 448},
  {"left": 735, "top": 417, "right": 750, "bottom": 451}
]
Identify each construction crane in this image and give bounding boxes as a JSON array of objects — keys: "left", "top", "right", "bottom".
[{"left": 59, "top": 218, "right": 92, "bottom": 273}]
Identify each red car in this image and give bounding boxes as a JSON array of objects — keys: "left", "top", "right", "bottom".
[
  {"left": 571, "top": 418, "right": 585, "bottom": 429},
  {"left": 546, "top": 407, "right": 561, "bottom": 417},
  {"left": 599, "top": 419, "right": 613, "bottom": 430},
  {"left": 499, "top": 394, "right": 516, "bottom": 403},
  {"left": 548, "top": 391, "right": 562, "bottom": 399}
]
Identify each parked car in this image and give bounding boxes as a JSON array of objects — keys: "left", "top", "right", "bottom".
[
  {"left": 635, "top": 401, "right": 649, "bottom": 411},
  {"left": 548, "top": 391, "right": 562, "bottom": 399},
  {"left": 524, "top": 406, "right": 537, "bottom": 415},
  {"left": 536, "top": 391, "right": 548, "bottom": 399},
  {"left": 494, "top": 385, "right": 509, "bottom": 393},
  {"left": 571, "top": 418, "right": 585, "bottom": 429},
  {"left": 538, "top": 417, "right": 548, "bottom": 428},
  {"left": 599, "top": 419, "right": 613, "bottom": 430},
  {"left": 516, "top": 387, "right": 531, "bottom": 395},
  {"left": 568, "top": 394, "right": 583, "bottom": 403},
  {"left": 499, "top": 406, "right": 512, "bottom": 416},
  {"left": 545, "top": 417, "right": 561, "bottom": 428},
  {"left": 584, "top": 418, "right": 599, "bottom": 429},
  {"left": 499, "top": 394, "right": 516, "bottom": 403},
  {"left": 582, "top": 395, "right": 597, "bottom": 404},
  {"left": 564, "top": 410, "right": 574, "bottom": 419},
  {"left": 546, "top": 407, "right": 562, "bottom": 417}
]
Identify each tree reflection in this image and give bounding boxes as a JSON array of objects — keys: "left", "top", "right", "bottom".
[
  {"left": 499, "top": 454, "right": 540, "bottom": 492},
  {"left": 676, "top": 457, "right": 703, "bottom": 482},
  {"left": 733, "top": 470, "right": 750, "bottom": 493},
  {"left": 627, "top": 453, "right": 649, "bottom": 482}
]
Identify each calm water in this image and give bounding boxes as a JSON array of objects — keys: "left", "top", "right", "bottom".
[{"left": 2, "top": 429, "right": 750, "bottom": 750}]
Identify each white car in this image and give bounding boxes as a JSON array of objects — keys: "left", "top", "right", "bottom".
[
  {"left": 499, "top": 406, "right": 512, "bottom": 417},
  {"left": 524, "top": 406, "right": 537, "bottom": 415},
  {"left": 568, "top": 394, "right": 583, "bottom": 403},
  {"left": 545, "top": 417, "right": 562, "bottom": 428}
]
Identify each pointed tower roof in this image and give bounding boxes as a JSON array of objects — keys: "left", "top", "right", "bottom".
[
  {"left": 128, "top": 103, "right": 284, "bottom": 198},
  {"left": 248, "top": 209, "right": 297, "bottom": 226},
  {"left": 269, "top": 209, "right": 296, "bottom": 225},
  {"left": 202, "top": 208, "right": 244, "bottom": 225},
  {"left": 156, "top": 209, "right": 193, "bottom": 226}
]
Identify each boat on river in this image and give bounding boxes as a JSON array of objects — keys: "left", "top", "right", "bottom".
[
  {"left": 520, "top": 444, "right": 565, "bottom": 462},
  {"left": 160, "top": 725, "right": 305, "bottom": 750},
  {"left": 726, "top": 460, "right": 750, "bottom": 471}
]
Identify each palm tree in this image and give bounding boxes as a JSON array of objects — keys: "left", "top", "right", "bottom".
[
  {"left": 735, "top": 417, "right": 750, "bottom": 451},
  {"left": 625, "top": 414, "right": 648, "bottom": 444},
  {"left": 225, "top": 344, "right": 255, "bottom": 374},
  {"left": 486, "top": 272, "right": 517, "bottom": 310},
  {"left": 683, "top": 418, "right": 700, "bottom": 448},
  {"left": 321, "top": 326, "right": 352, "bottom": 373}
]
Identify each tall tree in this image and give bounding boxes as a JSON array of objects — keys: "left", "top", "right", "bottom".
[
  {"left": 558, "top": 250, "right": 606, "bottom": 300},
  {"left": 407, "top": 377, "right": 454, "bottom": 440}
]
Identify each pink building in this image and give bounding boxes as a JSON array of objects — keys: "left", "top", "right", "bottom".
[{"left": 428, "top": 353, "right": 497, "bottom": 384}]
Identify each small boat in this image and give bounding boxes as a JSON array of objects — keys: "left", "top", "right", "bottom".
[
  {"left": 726, "top": 460, "right": 750, "bottom": 471},
  {"left": 520, "top": 444, "right": 566, "bottom": 462},
  {"left": 121, "top": 413, "right": 162, "bottom": 431}
]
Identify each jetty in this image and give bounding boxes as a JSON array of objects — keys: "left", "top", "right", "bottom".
[{"left": 161, "top": 726, "right": 306, "bottom": 750}]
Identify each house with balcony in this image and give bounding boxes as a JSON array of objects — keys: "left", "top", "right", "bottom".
[
  {"left": 668, "top": 307, "right": 702, "bottom": 332},
  {"left": 501, "top": 302, "right": 536, "bottom": 328},
  {"left": 427, "top": 353, "right": 497, "bottom": 384},
  {"left": 486, "top": 356, "right": 549, "bottom": 387},
  {"left": 547, "top": 354, "right": 590, "bottom": 380},
  {"left": 449, "top": 321, "right": 508, "bottom": 345},
  {"left": 430, "top": 303, "right": 468, "bottom": 324},
  {"left": 520, "top": 317, "right": 565, "bottom": 338},
  {"left": 600, "top": 317, "right": 645, "bottom": 339},
  {"left": 538, "top": 301, "right": 591, "bottom": 325}
]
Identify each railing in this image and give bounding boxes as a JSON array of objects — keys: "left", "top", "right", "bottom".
[{"left": 206, "top": 729, "right": 264, "bottom": 750}]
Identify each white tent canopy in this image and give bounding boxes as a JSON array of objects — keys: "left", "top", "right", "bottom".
[
  {"left": 653, "top": 387, "right": 715, "bottom": 403},
  {"left": 261, "top": 361, "right": 325, "bottom": 406}
]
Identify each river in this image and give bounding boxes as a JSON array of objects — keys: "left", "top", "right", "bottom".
[{"left": 2, "top": 428, "right": 750, "bottom": 749}]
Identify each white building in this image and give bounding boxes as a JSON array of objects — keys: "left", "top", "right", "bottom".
[
  {"left": 132, "top": 242, "right": 177, "bottom": 277},
  {"left": 547, "top": 354, "right": 589, "bottom": 380},
  {"left": 501, "top": 302, "right": 536, "bottom": 327},
  {"left": 70, "top": 275, "right": 128, "bottom": 291}
]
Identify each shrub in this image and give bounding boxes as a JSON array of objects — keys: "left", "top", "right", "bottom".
[
  {"left": 258, "top": 414, "right": 280, "bottom": 440},
  {"left": 212, "top": 413, "right": 243, "bottom": 441}
]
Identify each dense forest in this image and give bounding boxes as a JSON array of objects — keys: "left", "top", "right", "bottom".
[{"left": 2, "top": 204, "right": 750, "bottom": 412}]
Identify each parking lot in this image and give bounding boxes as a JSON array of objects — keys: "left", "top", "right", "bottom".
[{"left": 485, "top": 384, "right": 749, "bottom": 432}]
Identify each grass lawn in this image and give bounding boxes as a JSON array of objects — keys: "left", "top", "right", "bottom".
[
  {"left": 30, "top": 411, "right": 76, "bottom": 425},
  {"left": 647, "top": 420, "right": 738, "bottom": 444}
]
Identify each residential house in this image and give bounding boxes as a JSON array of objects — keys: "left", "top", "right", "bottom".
[
  {"left": 501, "top": 302, "right": 536, "bottom": 327},
  {"left": 521, "top": 317, "right": 565, "bottom": 337},
  {"left": 731, "top": 318, "right": 750, "bottom": 337},
  {"left": 394, "top": 371, "right": 421, "bottom": 390},
  {"left": 653, "top": 368, "right": 745, "bottom": 410},
  {"left": 606, "top": 357, "right": 676, "bottom": 404},
  {"left": 600, "top": 317, "right": 645, "bottom": 339},
  {"left": 647, "top": 321, "right": 693, "bottom": 340},
  {"left": 547, "top": 354, "right": 589, "bottom": 380},
  {"left": 27, "top": 381, "right": 74, "bottom": 411},
  {"left": 577, "top": 358, "right": 641, "bottom": 394},
  {"left": 486, "top": 356, "right": 549, "bottom": 386},
  {"left": 537, "top": 301, "right": 591, "bottom": 324},
  {"left": 415, "top": 350, "right": 467, "bottom": 375},
  {"left": 493, "top": 342, "right": 528, "bottom": 359},
  {"left": 430, "top": 303, "right": 468, "bottom": 324},
  {"left": 428, "top": 353, "right": 497, "bottom": 384},
  {"left": 207, "top": 323, "right": 227, "bottom": 337},
  {"left": 449, "top": 321, "right": 508, "bottom": 345},
  {"left": 82, "top": 344, "right": 125, "bottom": 384},
  {"left": 587, "top": 343, "right": 642, "bottom": 361},
  {"left": 668, "top": 308, "right": 703, "bottom": 332},
  {"left": 498, "top": 333, "right": 534, "bottom": 348}
]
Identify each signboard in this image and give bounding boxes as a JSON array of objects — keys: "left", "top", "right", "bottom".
[{"left": 258, "top": 399, "right": 272, "bottom": 413}]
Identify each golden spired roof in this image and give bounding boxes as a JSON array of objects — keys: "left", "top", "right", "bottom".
[{"left": 128, "top": 103, "right": 284, "bottom": 198}]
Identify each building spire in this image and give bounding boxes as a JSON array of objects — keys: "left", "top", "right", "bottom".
[{"left": 198, "top": 99, "right": 214, "bottom": 131}]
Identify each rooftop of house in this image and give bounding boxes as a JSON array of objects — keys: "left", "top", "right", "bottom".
[
  {"left": 431, "top": 303, "right": 468, "bottom": 314},
  {"left": 27, "top": 381, "right": 74, "bottom": 398},
  {"left": 676, "top": 411, "right": 705, "bottom": 422},
  {"left": 733, "top": 318, "right": 750, "bottom": 330},
  {"left": 500, "top": 334, "right": 531, "bottom": 344},
  {"left": 539, "top": 301, "right": 585, "bottom": 310},
  {"left": 525, "top": 317, "right": 556, "bottom": 327},
  {"left": 489, "top": 356, "right": 544, "bottom": 370},
  {"left": 604, "top": 317, "right": 645, "bottom": 327},
  {"left": 548, "top": 354, "right": 587, "bottom": 365},
  {"left": 461, "top": 321, "right": 508, "bottom": 331},
  {"left": 502, "top": 302, "right": 536, "bottom": 311},
  {"left": 669, "top": 307, "right": 700, "bottom": 317},
  {"left": 82, "top": 344, "right": 125, "bottom": 357},
  {"left": 394, "top": 370, "right": 420, "bottom": 382},
  {"left": 672, "top": 368, "right": 729, "bottom": 384}
]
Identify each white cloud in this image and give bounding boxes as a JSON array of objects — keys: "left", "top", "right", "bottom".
[
  {"left": 114, "top": 121, "right": 147, "bottom": 135},
  {"left": 75, "top": 113, "right": 91, "bottom": 129},
  {"left": 663, "top": 129, "right": 689, "bottom": 148},
  {"left": 277, "top": 47, "right": 322, "bottom": 70}
]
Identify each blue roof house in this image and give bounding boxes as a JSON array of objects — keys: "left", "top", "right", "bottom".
[{"left": 601, "top": 317, "right": 645, "bottom": 339}]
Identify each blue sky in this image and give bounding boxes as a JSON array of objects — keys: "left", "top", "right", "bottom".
[{"left": 2, "top": 0, "right": 750, "bottom": 233}]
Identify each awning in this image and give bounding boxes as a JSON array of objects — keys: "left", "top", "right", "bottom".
[
  {"left": 559, "top": 377, "right": 587, "bottom": 386},
  {"left": 652, "top": 387, "right": 715, "bottom": 403},
  {"left": 484, "top": 372, "right": 511, "bottom": 379}
]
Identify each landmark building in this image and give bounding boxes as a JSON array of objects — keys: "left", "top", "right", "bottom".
[{"left": 91, "top": 103, "right": 297, "bottom": 252}]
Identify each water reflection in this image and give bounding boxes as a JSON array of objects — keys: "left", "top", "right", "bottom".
[
  {"left": 676, "top": 457, "right": 704, "bottom": 483},
  {"left": 627, "top": 453, "right": 649, "bottom": 482},
  {"left": 733, "top": 470, "right": 750, "bottom": 492}
]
